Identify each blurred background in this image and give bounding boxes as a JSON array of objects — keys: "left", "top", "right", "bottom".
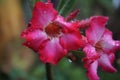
[{"left": 0, "top": 0, "right": 120, "bottom": 80}]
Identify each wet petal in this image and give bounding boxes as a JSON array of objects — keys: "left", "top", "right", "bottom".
[
  {"left": 79, "top": 19, "right": 90, "bottom": 29},
  {"left": 108, "top": 53, "right": 115, "bottom": 64},
  {"left": 86, "top": 16, "right": 108, "bottom": 45},
  {"left": 39, "top": 38, "right": 67, "bottom": 65},
  {"left": 100, "top": 29, "right": 120, "bottom": 53},
  {"left": 83, "top": 45, "right": 100, "bottom": 68},
  {"left": 65, "top": 9, "right": 80, "bottom": 21},
  {"left": 87, "top": 61, "right": 99, "bottom": 80},
  {"left": 60, "top": 31, "right": 86, "bottom": 50},
  {"left": 21, "top": 28, "right": 48, "bottom": 51},
  {"left": 55, "top": 15, "right": 80, "bottom": 31},
  {"left": 98, "top": 52, "right": 117, "bottom": 73},
  {"left": 31, "top": 2, "right": 58, "bottom": 29}
]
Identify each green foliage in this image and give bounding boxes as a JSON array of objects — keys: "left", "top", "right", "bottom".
[
  {"left": 99, "top": 69, "right": 120, "bottom": 80},
  {"left": 53, "top": 58, "right": 88, "bottom": 80},
  {"left": 57, "top": 0, "right": 78, "bottom": 16},
  {"left": 75, "top": 0, "right": 114, "bottom": 18},
  {"left": 98, "top": 0, "right": 113, "bottom": 12}
]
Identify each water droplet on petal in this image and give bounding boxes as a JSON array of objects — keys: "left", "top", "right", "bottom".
[
  {"left": 27, "top": 42, "right": 31, "bottom": 45},
  {"left": 43, "top": 11, "right": 47, "bottom": 14}
]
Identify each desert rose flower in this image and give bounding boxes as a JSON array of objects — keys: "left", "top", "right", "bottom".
[
  {"left": 21, "top": 1, "right": 86, "bottom": 65},
  {"left": 82, "top": 16, "right": 120, "bottom": 80}
]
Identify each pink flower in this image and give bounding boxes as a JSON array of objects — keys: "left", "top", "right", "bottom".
[
  {"left": 83, "top": 16, "right": 120, "bottom": 80},
  {"left": 21, "top": 1, "right": 86, "bottom": 65}
]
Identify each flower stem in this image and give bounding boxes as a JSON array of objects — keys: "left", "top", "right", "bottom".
[{"left": 46, "top": 63, "right": 53, "bottom": 80}]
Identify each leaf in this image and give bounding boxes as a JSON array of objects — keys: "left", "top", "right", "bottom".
[
  {"left": 57, "top": 0, "right": 78, "bottom": 16},
  {"left": 98, "top": 0, "right": 113, "bottom": 12},
  {"left": 21, "top": 0, "right": 42, "bottom": 23},
  {"left": 57, "top": 0, "right": 66, "bottom": 11}
]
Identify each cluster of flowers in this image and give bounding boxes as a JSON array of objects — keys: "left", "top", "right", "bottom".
[{"left": 21, "top": 1, "right": 120, "bottom": 80}]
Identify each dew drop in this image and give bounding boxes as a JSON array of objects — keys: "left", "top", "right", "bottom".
[
  {"left": 22, "top": 34, "right": 26, "bottom": 37},
  {"left": 68, "top": 59, "right": 72, "bottom": 63},
  {"left": 27, "top": 42, "right": 31, "bottom": 45},
  {"left": 43, "top": 11, "right": 47, "bottom": 14}
]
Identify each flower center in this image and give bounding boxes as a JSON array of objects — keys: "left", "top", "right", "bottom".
[
  {"left": 95, "top": 41, "right": 102, "bottom": 50},
  {"left": 45, "top": 23, "right": 62, "bottom": 37}
]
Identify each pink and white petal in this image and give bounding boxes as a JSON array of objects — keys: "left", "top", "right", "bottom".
[
  {"left": 86, "top": 61, "right": 99, "bottom": 80},
  {"left": 83, "top": 45, "right": 98, "bottom": 58},
  {"left": 31, "top": 2, "right": 58, "bottom": 29},
  {"left": 86, "top": 16, "right": 108, "bottom": 45},
  {"left": 55, "top": 15, "right": 80, "bottom": 31},
  {"left": 39, "top": 38, "right": 67, "bottom": 65},
  {"left": 100, "top": 29, "right": 120, "bottom": 53},
  {"left": 60, "top": 31, "right": 86, "bottom": 50},
  {"left": 21, "top": 28, "right": 48, "bottom": 51},
  {"left": 83, "top": 45, "right": 100, "bottom": 68},
  {"left": 79, "top": 18, "right": 90, "bottom": 29},
  {"left": 108, "top": 53, "right": 115, "bottom": 64},
  {"left": 115, "top": 41, "right": 120, "bottom": 50},
  {"left": 98, "top": 52, "right": 117, "bottom": 73}
]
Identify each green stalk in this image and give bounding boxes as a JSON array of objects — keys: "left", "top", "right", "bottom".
[{"left": 45, "top": 63, "right": 53, "bottom": 80}]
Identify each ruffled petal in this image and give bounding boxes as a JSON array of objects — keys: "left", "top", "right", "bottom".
[
  {"left": 98, "top": 52, "right": 117, "bottom": 73},
  {"left": 39, "top": 38, "right": 67, "bottom": 65},
  {"left": 86, "top": 16, "right": 108, "bottom": 45},
  {"left": 21, "top": 28, "right": 48, "bottom": 51},
  {"left": 60, "top": 31, "right": 86, "bottom": 50},
  {"left": 79, "top": 19, "right": 90, "bottom": 29},
  {"left": 31, "top": 2, "right": 58, "bottom": 29},
  {"left": 55, "top": 15, "right": 80, "bottom": 31},
  {"left": 87, "top": 61, "right": 99, "bottom": 80},
  {"left": 83, "top": 45, "right": 100, "bottom": 68},
  {"left": 100, "top": 29, "right": 120, "bottom": 53}
]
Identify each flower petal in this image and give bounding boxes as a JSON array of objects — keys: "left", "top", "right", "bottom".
[
  {"left": 60, "top": 31, "right": 86, "bottom": 50},
  {"left": 86, "top": 16, "right": 108, "bottom": 45},
  {"left": 79, "top": 19, "right": 90, "bottom": 29},
  {"left": 65, "top": 9, "right": 80, "bottom": 21},
  {"left": 31, "top": 2, "right": 58, "bottom": 29},
  {"left": 98, "top": 52, "right": 117, "bottom": 73},
  {"left": 108, "top": 53, "right": 115, "bottom": 64},
  {"left": 39, "top": 38, "right": 67, "bottom": 65},
  {"left": 21, "top": 28, "right": 48, "bottom": 51},
  {"left": 87, "top": 61, "right": 99, "bottom": 80},
  {"left": 83, "top": 45, "right": 100, "bottom": 68},
  {"left": 55, "top": 15, "right": 80, "bottom": 31},
  {"left": 100, "top": 29, "right": 120, "bottom": 53}
]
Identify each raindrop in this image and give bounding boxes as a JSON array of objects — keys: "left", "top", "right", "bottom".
[
  {"left": 22, "top": 34, "right": 26, "bottom": 37},
  {"left": 27, "top": 42, "right": 31, "bottom": 45},
  {"left": 68, "top": 59, "right": 72, "bottom": 63},
  {"left": 43, "top": 11, "right": 47, "bottom": 14}
]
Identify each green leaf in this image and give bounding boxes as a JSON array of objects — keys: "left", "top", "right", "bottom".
[
  {"left": 57, "top": 0, "right": 66, "bottom": 11},
  {"left": 98, "top": 0, "right": 113, "bottom": 12},
  {"left": 57, "top": 0, "right": 78, "bottom": 16}
]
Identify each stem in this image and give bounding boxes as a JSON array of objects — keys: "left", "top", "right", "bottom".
[{"left": 46, "top": 63, "right": 53, "bottom": 80}]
